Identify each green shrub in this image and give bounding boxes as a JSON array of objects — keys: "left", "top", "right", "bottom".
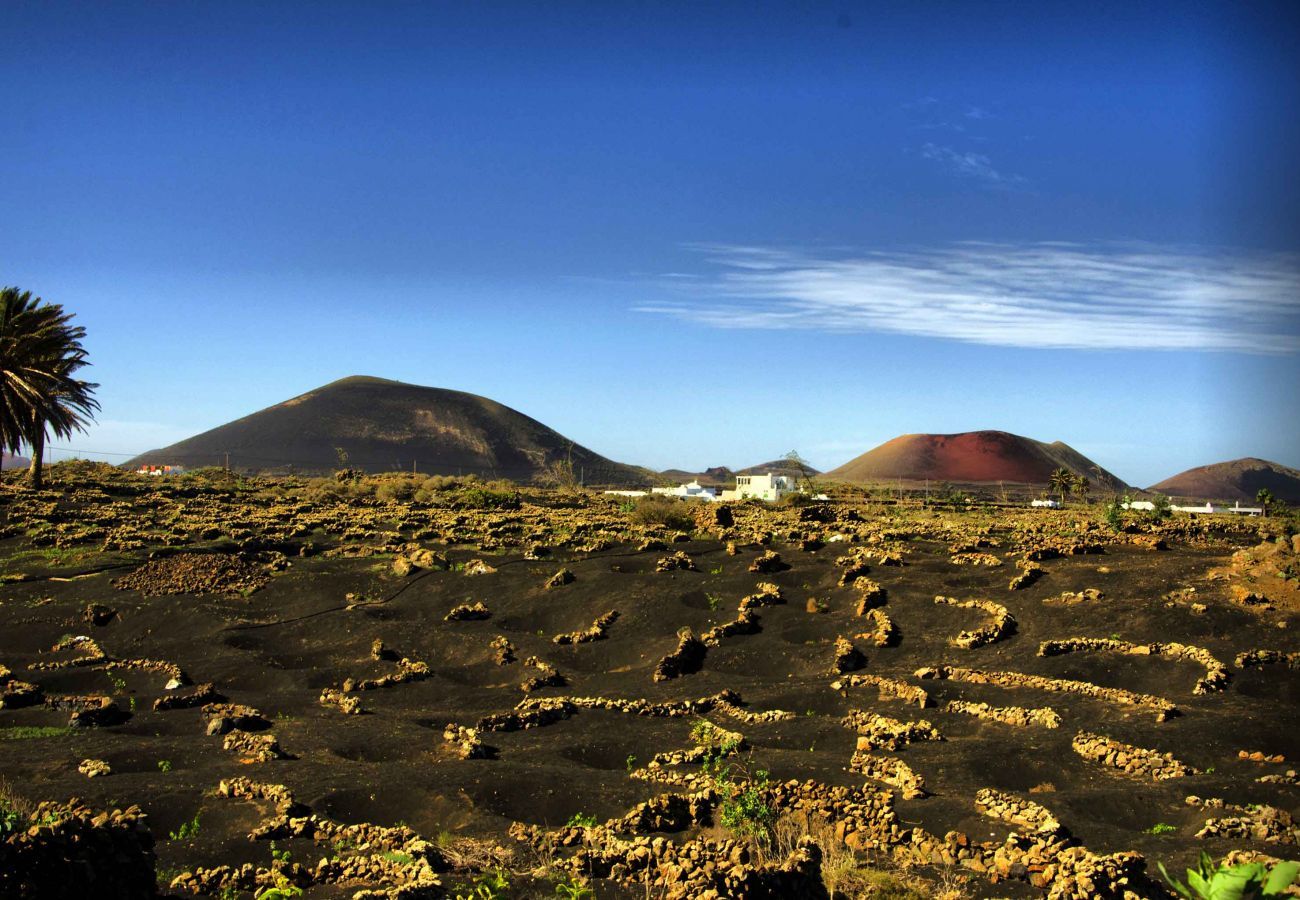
[
  {"left": 1160, "top": 852, "right": 1297, "bottom": 899},
  {"left": 629, "top": 497, "right": 694, "bottom": 531}
]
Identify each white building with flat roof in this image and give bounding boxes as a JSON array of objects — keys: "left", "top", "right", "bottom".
[
  {"left": 1030, "top": 498, "right": 1061, "bottom": 509},
  {"left": 651, "top": 481, "right": 719, "bottom": 502},
  {"left": 1171, "top": 501, "right": 1263, "bottom": 516},
  {"left": 720, "top": 473, "right": 797, "bottom": 503}
]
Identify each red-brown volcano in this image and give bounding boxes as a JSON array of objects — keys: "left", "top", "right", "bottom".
[
  {"left": 1149, "top": 457, "right": 1300, "bottom": 504},
  {"left": 826, "top": 430, "right": 1127, "bottom": 489}
]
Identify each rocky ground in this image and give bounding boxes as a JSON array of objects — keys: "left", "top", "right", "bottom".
[{"left": 0, "top": 462, "right": 1297, "bottom": 899}]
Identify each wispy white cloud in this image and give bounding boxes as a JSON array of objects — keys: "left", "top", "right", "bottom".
[
  {"left": 921, "top": 142, "right": 1023, "bottom": 186},
  {"left": 636, "top": 243, "right": 1300, "bottom": 354}
]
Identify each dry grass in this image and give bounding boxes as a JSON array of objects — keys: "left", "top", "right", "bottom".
[
  {"left": 0, "top": 773, "right": 33, "bottom": 824},
  {"left": 749, "top": 812, "right": 972, "bottom": 900}
]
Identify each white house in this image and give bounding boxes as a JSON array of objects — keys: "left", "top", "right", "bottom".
[
  {"left": 1170, "top": 501, "right": 1263, "bottom": 516},
  {"left": 1122, "top": 500, "right": 1156, "bottom": 511},
  {"left": 720, "top": 473, "right": 797, "bottom": 503},
  {"left": 651, "top": 480, "right": 719, "bottom": 502},
  {"left": 1030, "top": 498, "right": 1061, "bottom": 509}
]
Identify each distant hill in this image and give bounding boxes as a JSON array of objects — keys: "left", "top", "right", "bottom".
[
  {"left": 1149, "top": 458, "right": 1300, "bottom": 504},
  {"left": 657, "top": 461, "right": 818, "bottom": 486},
  {"left": 1, "top": 452, "right": 30, "bottom": 471},
  {"left": 826, "top": 431, "right": 1127, "bottom": 490},
  {"left": 127, "top": 376, "right": 647, "bottom": 484},
  {"left": 737, "top": 458, "right": 821, "bottom": 478}
]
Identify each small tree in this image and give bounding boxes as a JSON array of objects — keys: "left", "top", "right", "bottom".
[
  {"left": 1257, "top": 488, "right": 1274, "bottom": 517},
  {"left": 1049, "top": 467, "right": 1073, "bottom": 506},
  {"left": 783, "top": 450, "right": 819, "bottom": 495},
  {"left": 1071, "top": 474, "right": 1091, "bottom": 505}
]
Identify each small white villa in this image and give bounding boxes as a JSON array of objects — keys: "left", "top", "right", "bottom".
[
  {"left": 651, "top": 480, "right": 719, "bottom": 502},
  {"left": 1170, "top": 501, "right": 1263, "bottom": 516},
  {"left": 1030, "top": 498, "right": 1061, "bottom": 509},
  {"left": 720, "top": 473, "right": 797, "bottom": 503},
  {"left": 1122, "top": 500, "right": 1156, "bottom": 511}
]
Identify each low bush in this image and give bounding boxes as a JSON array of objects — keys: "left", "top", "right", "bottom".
[{"left": 628, "top": 497, "right": 694, "bottom": 531}]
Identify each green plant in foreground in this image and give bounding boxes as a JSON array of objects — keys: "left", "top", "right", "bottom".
[
  {"left": 169, "top": 813, "right": 200, "bottom": 841},
  {"left": 1159, "top": 852, "right": 1298, "bottom": 900},
  {"left": 453, "top": 868, "right": 510, "bottom": 900},
  {"left": 565, "top": 811, "right": 598, "bottom": 828},
  {"left": 625, "top": 754, "right": 637, "bottom": 771},
  {"left": 1146, "top": 823, "right": 1177, "bottom": 835},
  {"left": 254, "top": 873, "right": 303, "bottom": 900},
  {"left": 718, "top": 768, "right": 776, "bottom": 841},
  {"left": 157, "top": 759, "right": 173, "bottom": 773},
  {"left": 554, "top": 873, "right": 595, "bottom": 899}
]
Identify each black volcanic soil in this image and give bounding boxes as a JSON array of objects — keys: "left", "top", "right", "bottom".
[{"left": 1, "top": 471, "right": 1297, "bottom": 898}]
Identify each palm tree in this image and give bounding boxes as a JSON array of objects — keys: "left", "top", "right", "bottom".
[
  {"left": 0, "top": 288, "right": 99, "bottom": 490},
  {"left": 1071, "top": 474, "right": 1091, "bottom": 505},
  {"left": 1256, "top": 488, "right": 1274, "bottom": 517},
  {"left": 1048, "top": 467, "right": 1073, "bottom": 506}
]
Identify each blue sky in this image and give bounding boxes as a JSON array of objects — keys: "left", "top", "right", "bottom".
[{"left": 3, "top": 1, "right": 1297, "bottom": 486}]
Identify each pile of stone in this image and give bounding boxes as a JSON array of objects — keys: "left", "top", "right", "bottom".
[
  {"left": 1191, "top": 800, "right": 1298, "bottom": 846},
  {"left": 848, "top": 750, "right": 927, "bottom": 799},
  {"left": 656, "top": 551, "right": 697, "bottom": 572},
  {"left": 553, "top": 609, "right": 619, "bottom": 644},
  {"left": 945, "top": 699, "right": 1061, "bottom": 729},
  {"left": 153, "top": 682, "right": 222, "bottom": 711},
  {"left": 318, "top": 687, "right": 363, "bottom": 715},
  {"left": 197, "top": 778, "right": 446, "bottom": 898},
  {"left": 479, "top": 697, "right": 576, "bottom": 732},
  {"left": 702, "top": 608, "right": 761, "bottom": 645},
  {"left": 201, "top": 702, "right": 269, "bottom": 735},
  {"left": 489, "top": 635, "right": 516, "bottom": 664},
  {"left": 737, "top": 582, "right": 784, "bottom": 611},
  {"left": 1009, "top": 561, "right": 1044, "bottom": 590},
  {"left": 463, "top": 559, "right": 497, "bottom": 575},
  {"left": 444, "top": 601, "right": 491, "bottom": 621},
  {"left": 113, "top": 552, "right": 270, "bottom": 596},
  {"left": 974, "top": 788, "right": 1066, "bottom": 838},
  {"left": 443, "top": 723, "right": 493, "bottom": 759},
  {"left": 857, "top": 607, "right": 898, "bottom": 647},
  {"left": 1235, "top": 648, "right": 1300, "bottom": 670},
  {"left": 222, "top": 730, "right": 288, "bottom": 762},
  {"left": 1044, "top": 588, "right": 1104, "bottom": 606},
  {"left": 831, "top": 673, "right": 931, "bottom": 708},
  {"left": 837, "top": 555, "right": 872, "bottom": 586},
  {"left": 1070, "top": 731, "right": 1196, "bottom": 780},
  {"left": 950, "top": 552, "right": 1003, "bottom": 567},
  {"left": 0, "top": 663, "right": 42, "bottom": 709},
  {"left": 851, "top": 578, "right": 887, "bottom": 614},
  {"left": 748, "top": 550, "right": 788, "bottom": 573},
  {"left": 916, "top": 665, "right": 1178, "bottom": 721},
  {"left": 842, "top": 710, "right": 943, "bottom": 750},
  {"left": 519, "top": 656, "right": 566, "bottom": 692},
  {"left": 509, "top": 822, "right": 826, "bottom": 900},
  {"left": 829, "top": 636, "right": 866, "bottom": 674},
  {"left": 654, "top": 629, "right": 708, "bottom": 682},
  {"left": 545, "top": 568, "right": 575, "bottom": 588},
  {"left": 934, "top": 595, "right": 1016, "bottom": 649},
  {"left": 78, "top": 758, "right": 112, "bottom": 778},
  {"left": 342, "top": 657, "right": 430, "bottom": 692},
  {"left": 0, "top": 800, "right": 157, "bottom": 899}
]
